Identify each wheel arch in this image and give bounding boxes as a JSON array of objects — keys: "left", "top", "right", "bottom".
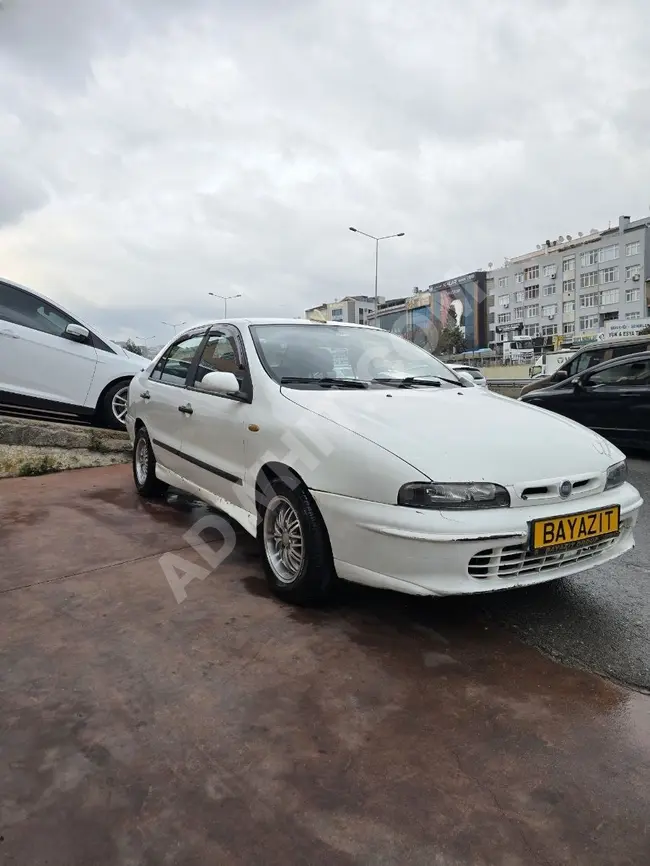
[
  {"left": 255, "top": 461, "right": 308, "bottom": 516},
  {"left": 94, "top": 375, "right": 134, "bottom": 414}
]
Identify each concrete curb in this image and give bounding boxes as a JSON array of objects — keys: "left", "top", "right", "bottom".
[{"left": 0, "top": 417, "right": 131, "bottom": 453}]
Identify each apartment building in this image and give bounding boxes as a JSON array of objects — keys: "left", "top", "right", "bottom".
[
  {"left": 487, "top": 215, "right": 650, "bottom": 349},
  {"left": 304, "top": 294, "right": 383, "bottom": 325}
]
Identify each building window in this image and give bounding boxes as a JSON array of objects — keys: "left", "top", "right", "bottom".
[
  {"left": 524, "top": 265, "right": 539, "bottom": 280},
  {"left": 497, "top": 313, "right": 511, "bottom": 324},
  {"left": 498, "top": 276, "right": 508, "bottom": 289},
  {"left": 524, "top": 284, "right": 540, "bottom": 300},
  {"left": 563, "top": 256, "right": 575, "bottom": 273},
  {"left": 488, "top": 312, "right": 495, "bottom": 324},
  {"left": 515, "top": 272, "right": 524, "bottom": 284},
  {"left": 600, "top": 266, "right": 619, "bottom": 284},
  {"left": 331, "top": 309, "right": 343, "bottom": 321},
  {"left": 542, "top": 304, "right": 557, "bottom": 317},
  {"left": 580, "top": 249, "right": 599, "bottom": 267},
  {"left": 524, "top": 324, "right": 540, "bottom": 337},
  {"left": 625, "top": 288, "right": 641, "bottom": 303},
  {"left": 498, "top": 294, "right": 510, "bottom": 307},
  {"left": 625, "top": 264, "right": 641, "bottom": 279},
  {"left": 580, "top": 271, "right": 598, "bottom": 289},
  {"left": 514, "top": 290, "right": 524, "bottom": 303},
  {"left": 580, "top": 314, "right": 599, "bottom": 330},
  {"left": 626, "top": 312, "right": 641, "bottom": 320},
  {"left": 563, "top": 300, "right": 575, "bottom": 314},
  {"left": 543, "top": 264, "right": 557, "bottom": 278},
  {"left": 598, "top": 244, "right": 619, "bottom": 262},
  {"left": 513, "top": 306, "right": 524, "bottom": 320},
  {"left": 543, "top": 284, "right": 556, "bottom": 296},
  {"left": 542, "top": 324, "right": 558, "bottom": 336},
  {"left": 625, "top": 241, "right": 641, "bottom": 256},
  {"left": 526, "top": 304, "right": 539, "bottom": 318},
  {"left": 563, "top": 322, "right": 575, "bottom": 335},
  {"left": 600, "top": 289, "right": 619, "bottom": 305},
  {"left": 580, "top": 292, "right": 598, "bottom": 308},
  {"left": 562, "top": 278, "right": 575, "bottom": 294}
]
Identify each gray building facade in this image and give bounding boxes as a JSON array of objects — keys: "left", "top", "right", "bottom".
[{"left": 487, "top": 215, "right": 650, "bottom": 349}]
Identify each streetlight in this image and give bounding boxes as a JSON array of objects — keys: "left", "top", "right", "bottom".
[
  {"left": 161, "top": 321, "right": 186, "bottom": 334},
  {"left": 349, "top": 227, "right": 405, "bottom": 323},
  {"left": 137, "top": 335, "right": 156, "bottom": 346},
  {"left": 208, "top": 292, "right": 242, "bottom": 318}
]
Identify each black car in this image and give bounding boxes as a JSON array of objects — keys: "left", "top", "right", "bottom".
[
  {"left": 519, "top": 351, "right": 650, "bottom": 452},
  {"left": 519, "top": 334, "right": 650, "bottom": 397}
]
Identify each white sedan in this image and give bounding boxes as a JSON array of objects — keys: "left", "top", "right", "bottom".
[
  {"left": 126, "top": 318, "right": 643, "bottom": 605},
  {"left": 446, "top": 363, "right": 488, "bottom": 387}
]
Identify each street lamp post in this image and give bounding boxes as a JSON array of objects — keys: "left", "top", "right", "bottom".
[
  {"left": 349, "top": 227, "right": 405, "bottom": 323},
  {"left": 208, "top": 292, "right": 242, "bottom": 318},
  {"left": 161, "top": 321, "right": 186, "bottom": 335}
]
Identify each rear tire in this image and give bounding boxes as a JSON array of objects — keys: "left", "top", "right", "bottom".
[
  {"left": 258, "top": 474, "right": 336, "bottom": 606},
  {"left": 100, "top": 380, "right": 130, "bottom": 430},
  {"left": 133, "top": 427, "right": 168, "bottom": 498}
]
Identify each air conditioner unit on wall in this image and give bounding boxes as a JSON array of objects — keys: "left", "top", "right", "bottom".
[{"left": 633, "top": 274, "right": 640, "bottom": 281}]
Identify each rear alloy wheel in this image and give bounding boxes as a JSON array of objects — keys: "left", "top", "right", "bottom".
[
  {"left": 133, "top": 427, "right": 168, "bottom": 498},
  {"left": 101, "top": 381, "right": 130, "bottom": 429},
  {"left": 259, "top": 477, "right": 336, "bottom": 605}
]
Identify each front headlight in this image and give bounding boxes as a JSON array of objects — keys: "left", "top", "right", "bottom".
[
  {"left": 398, "top": 482, "right": 511, "bottom": 510},
  {"left": 604, "top": 460, "right": 627, "bottom": 491}
]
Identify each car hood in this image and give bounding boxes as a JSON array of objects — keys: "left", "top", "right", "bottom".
[{"left": 282, "top": 386, "right": 623, "bottom": 483}]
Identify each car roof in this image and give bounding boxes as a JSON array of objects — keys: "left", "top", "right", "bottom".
[
  {"left": 176, "top": 318, "right": 381, "bottom": 336},
  {"left": 571, "top": 335, "right": 650, "bottom": 352}
]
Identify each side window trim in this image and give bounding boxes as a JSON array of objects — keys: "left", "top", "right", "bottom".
[
  {"left": 187, "top": 324, "right": 253, "bottom": 403},
  {"left": 149, "top": 329, "right": 208, "bottom": 388}
]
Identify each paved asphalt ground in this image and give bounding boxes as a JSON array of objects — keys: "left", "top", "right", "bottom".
[
  {"left": 1, "top": 462, "right": 649, "bottom": 864},
  {"left": 476, "top": 456, "right": 650, "bottom": 693}
]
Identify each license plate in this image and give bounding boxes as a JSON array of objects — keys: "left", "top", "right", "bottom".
[{"left": 530, "top": 505, "right": 621, "bottom": 551}]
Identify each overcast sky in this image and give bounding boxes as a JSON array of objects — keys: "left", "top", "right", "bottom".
[{"left": 1, "top": 0, "right": 649, "bottom": 342}]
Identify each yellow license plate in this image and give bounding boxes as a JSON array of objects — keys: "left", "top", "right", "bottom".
[{"left": 530, "top": 505, "right": 621, "bottom": 551}]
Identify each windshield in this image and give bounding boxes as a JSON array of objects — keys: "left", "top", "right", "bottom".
[{"left": 250, "top": 324, "right": 462, "bottom": 386}]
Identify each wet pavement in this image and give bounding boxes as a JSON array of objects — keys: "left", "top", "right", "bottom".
[
  {"left": 477, "top": 457, "right": 650, "bottom": 693},
  {"left": 1, "top": 464, "right": 650, "bottom": 865}
]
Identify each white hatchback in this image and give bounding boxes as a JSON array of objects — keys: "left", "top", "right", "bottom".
[
  {"left": 0, "top": 278, "right": 145, "bottom": 428},
  {"left": 127, "top": 318, "right": 643, "bottom": 605}
]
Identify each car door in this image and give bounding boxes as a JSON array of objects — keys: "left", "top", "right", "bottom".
[
  {"left": 143, "top": 330, "right": 208, "bottom": 477},
  {"left": 530, "top": 379, "right": 589, "bottom": 425},
  {"left": 179, "top": 326, "right": 252, "bottom": 508},
  {"left": 577, "top": 357, "right": 650, "bottom": 447},
  {"left": 0, "top": 281, "right": 99, "bottom": 408}
]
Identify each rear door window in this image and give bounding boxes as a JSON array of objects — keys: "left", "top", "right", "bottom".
[{"left": 587, "top": 358, "right": 650, "bottom": 387}]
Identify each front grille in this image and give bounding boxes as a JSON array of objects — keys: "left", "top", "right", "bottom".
[{"left": 468, "top": 535, "right": 620, "bottom": 580}]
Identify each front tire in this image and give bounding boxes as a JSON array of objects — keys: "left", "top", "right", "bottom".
[
  {"left": 100, "top": 380, "right": 130, "bottom": 430},
  {"left": 258, "top": 476, "right": 336, "bottom": 606},
  {"left": 133, "top": 427, "right": 168, "bottom": 498}
]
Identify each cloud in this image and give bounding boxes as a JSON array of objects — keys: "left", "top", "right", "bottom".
[{"left": 0, "top": 0, "right": 649, "bottom": 340}]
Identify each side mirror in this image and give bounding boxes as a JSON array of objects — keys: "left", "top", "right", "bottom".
[
  {"left": 65, "top": 323, "right": 90, "bottom": 342},
  {"left": 197, "top": 370, "right": 240, "bottom": 395},
  {"left": 553, "top": 369, "right": 568, "bottom": 381}
]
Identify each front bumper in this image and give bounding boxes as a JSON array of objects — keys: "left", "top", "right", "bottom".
[{"left": 311, "top": 482, "right": 643, "bottom": 596}]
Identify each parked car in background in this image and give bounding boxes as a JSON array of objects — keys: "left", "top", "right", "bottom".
[
  {"left": 519, "top": 352, "right": 650, "bottom": 453},
  {"left": 0, "top": 278, "right": 145, "bottom": 428},
  {"left": 447, "top": 363, "right": 488, "bottom": 387},
  {"left": 520, "top": 335, "right": 650, "bottom": 398},
  {"left": 127, "top": 318, "right": 641, "bottom": 606}
]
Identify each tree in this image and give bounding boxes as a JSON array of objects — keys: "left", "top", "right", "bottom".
[
  {"left": 638, "top": 325, "right": 650, "bottom": 336},
  {"left": 124, "top": 338, "right": 143, "bottom": 356},
  {"left": 437, "top": 325, "right": 466, "bottom": 356}
]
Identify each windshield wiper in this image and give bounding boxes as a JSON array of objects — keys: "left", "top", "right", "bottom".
[
  {"left": 280, "top": 376, "right": 369, "bottom": 389},
  {"left": 372, "top": 376, "right": 441, "bottom": 388}
]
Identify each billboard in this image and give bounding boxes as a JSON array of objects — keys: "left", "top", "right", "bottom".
[
  {"left": 428, "top": 271, "right": 487, "bottom": 351},
  {"left": 605, "top": 317, "right": 650, "bottom": 339}
]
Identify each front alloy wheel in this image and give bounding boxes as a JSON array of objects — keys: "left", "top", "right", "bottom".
[
  {"left": 258, "top": 476, "right": 336, "bottom": 605},
  {"left": 111, "top": 386, "right": 129, "bottom": 426},
  {"left": 263, "top": 495, "right": 305, "bottom": 584}
]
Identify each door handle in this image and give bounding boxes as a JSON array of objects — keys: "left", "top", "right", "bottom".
[
  {"left": 140, "top": 390, "right": 151, "bottom": 400},
  {"left": 0, "top": 329, "right": 19, "bottom": 339},
  {"left": 178, "top": 403, "right": 193, "bottom": 415}
]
